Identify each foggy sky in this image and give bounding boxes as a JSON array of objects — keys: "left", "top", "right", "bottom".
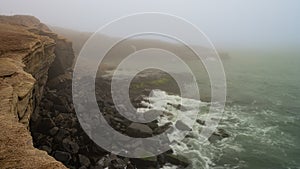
[{"left": 0, "top": 0, "right": 299, "bottom": 50}]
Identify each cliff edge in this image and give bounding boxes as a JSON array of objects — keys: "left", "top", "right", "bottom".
[{"left": 0, "top": 15, "right": 73, "bottom": 169}]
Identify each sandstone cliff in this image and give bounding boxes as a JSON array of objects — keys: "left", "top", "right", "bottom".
[{"left": 0, "top": 15, "right": 74, "bottom": 169}]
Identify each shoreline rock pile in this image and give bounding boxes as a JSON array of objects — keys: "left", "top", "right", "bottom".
[
  {"left": 30, "top": 75, "right": 195, "bottom": 169},
  {"left": 30, "top": 75, "right": 229, "bottom": 169}
]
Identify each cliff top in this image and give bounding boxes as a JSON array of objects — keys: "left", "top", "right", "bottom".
[
  {"left": 0, "top": 16, "right": 55, "bottom": 59},
  {"left": 0, "top": 15, "right": 67, "bottom": 169},
  {"left": 0, "top": 23, "right": 39, "bottom": 53}
]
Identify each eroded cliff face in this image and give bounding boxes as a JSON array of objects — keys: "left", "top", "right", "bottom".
[{"left": 0, "top": 15, "right": 74, "bottom": 169}]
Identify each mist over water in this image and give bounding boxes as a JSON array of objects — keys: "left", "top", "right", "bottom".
[
  {"left": 162, "top": 52, "right": 300, "bottom": 168},
  {"left": 116, "top": 50, "right": 300, "bottom": 168},
  {"left": 218, "top": 52, "right": 300, "bottom": 168}
]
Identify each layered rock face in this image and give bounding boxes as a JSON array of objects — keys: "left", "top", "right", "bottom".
[{"left": 0, "top": 15, "right": 72, "bottom": 169}]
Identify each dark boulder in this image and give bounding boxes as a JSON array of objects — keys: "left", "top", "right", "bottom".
[
  {"left": 131, "top": 156, "right": 158, "bottom": 168},
  {"left": 208, "top": 128, "right": 230, "bottom": 143},
  {"left": 175, "top": 120, "right": 191, "bottom": 131},
  {"left": 110, "top": 158, "right": 127, "bottom": 169},
  {"left": 153, "top": 122, "right": 172, "bottom": 134},
  {"left": 54, "top": 151, "right": 71, "bottom": 163},
  {"left": 49, "top": 127, "right": 59, "bottom": 136},
  {"left": 78, "top": 154, "right": 91, "bottom": 167},
  {"left": 165, "top": 154, "right": 189, "bottom": 167},
  {"left": 62, "top": 138, "right": 79, "bottom": 154},
  {"left": 143, "top": 110, "right": 162, "bottom": 121},
  {"left": 36, "top": 118, "right": 56, "bottom": 133},
  {"left": 39, "top": 145, "right": 52, "bottom": 154},
  {"left": 97, "top": 156, "right": 110, "bottom": 168},
  {"left": 196, "top": 119, "right": 205, "bottom": 125},
  {"left": 126, "top": 123, "right": 153, "bottom": 137},
  {"left": 55, "top": 128, "right": 70, "bottom": 142}
]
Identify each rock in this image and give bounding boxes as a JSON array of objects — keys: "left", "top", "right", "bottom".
[
  {"left": 126, "top": 123, "right": 153, "bottom": 137},
  {"left": 167, "top": 102, "right": 181, "bottom": 110},
  {"left": 208, "top": 128, "right": 230, "bottom": 143},
  {"left": 36, "top": 118, "right": 56, "bottom": 133},
  {"left": 147, "top": 121, "right": 159, "bottom": 130},
  {"left": 131, "top": 156, "right": 158, "bottom": 168},
  {"left": 196, "top": 119, "right": 205, "bottom": 125},
  {"left": 165, "top": 154, "right": 189, "bottom": 167},
  {"left": 53, "top": 114, "right": 65, "bottom": 126},
  {"left": 154, "top": 122, "right": 172, "bottom": 134},
  {"left": 158, "top": 154, "right": 166, "bottom": 165},
  {"left": 97, "top": 156, "right": 110, "bottom": 168},
  {"left": 175, "top": 120, "right": 191, "bottom": 131},
  {"left": 49, "top": 126, "right": 59, "bottom": 136},
  {"left": 52, "top": 97, "right": 64, "bottom": 106},
  {"left": 126, "top": 164, "right": 135, "bottom": 169},
  {"left": 0, "top": 59, "right": 19, "bottom": 77},
  {"left": 131, "top": 147, "right": 158, "bottom": 167},
  {"left": 55, "top": 128, "right": 70, "bottom": 142},
  {"left": 134, "top": 95, "right": 147, "bottom": 103},
  {"left": 143, "top": 110, "right": 162, "bottom": 121},
  {"left": 53, "top": 104, "right": 68, "bottom": 113},
  {"left": 78, "top": 154, "right": 91, "bottom": 167},
  {"left": 110, "top": 158, "right": 127, "bottom": 169},
  {"left": 0, "top": 15, "right": 72, "bottom": 169},
  {"left": 62, "top": 138, "right": 79, "bottom": 154},
  {"left": 40, "top": 145, "right": 52, "bottom": 154},
  {"left": 48, "top": 37, "right": 75, "bottom": 80},
  {"left": 90, "top": 166, "right": 104, "bottom": 169},
  {"left": 54, "top": 151, "right": 71, "bottom": 163}
]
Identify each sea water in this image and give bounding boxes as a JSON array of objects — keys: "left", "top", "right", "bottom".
[{"left": 136, "top": 52, "right": 300, "bottom": 169}]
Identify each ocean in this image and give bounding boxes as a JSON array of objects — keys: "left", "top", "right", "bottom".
[{"left": 136, "top": 51, "right": 300, "bottom": 169}]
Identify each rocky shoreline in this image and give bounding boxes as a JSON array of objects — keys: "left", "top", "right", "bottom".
[
  {"left": 0, "top": 15, "right": 229, "bottom": 169},
  {"left": 30, "top": 71, "right": 229, "bottom": 169}
]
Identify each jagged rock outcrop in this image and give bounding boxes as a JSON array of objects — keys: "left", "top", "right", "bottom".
[{"left": 0, "top": 15, "right": 73, "bottom": 169}]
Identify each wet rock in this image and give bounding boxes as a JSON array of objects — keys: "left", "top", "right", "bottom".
[
  {"left": 167, "top": 102, "right": 181, "bottom": 110},
  {"left": 131, "top": 148, "right": 158, "bottom": 167},
  {"left": 62, "top": 138, "right": 79, "bottom": 154},
  {"left": 78, "top": 154, "right": 91, "bottom": 167},
  {"left": 165, "top": 154, "right": 189, "bottom": 167},
  {"left": 131, "top": 156, "right": 158, "bottom": 168},
  {"left": 175, "top": 120, "right": 192, "bottom": 131},
  {"left": 143, "top": 110, "right": 162, "bottom": 121},
  {"left": 196, "top": 119, "right": 205, "bottom": 125},
  {"left": 165, "top": 149, "right": 174, "bottom": 154},
  {"left": 126, "top": 123, "right": 153, "bottom": 137},
  {"left": 54, "top": 151, "right": 71, "bottom": 163},
  {"left": 154, "top": 122, "right": 172, "bottom": 134},
  {"left": 208, "top": 128, "right": 230, "bottom": 143},
  {"left": 147, "top": 121, "right": 159, "bottom": 130}
]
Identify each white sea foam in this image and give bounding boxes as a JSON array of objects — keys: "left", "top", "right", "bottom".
[{"left": 135, "top": 90, "right": 293, "bottom": 169}]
